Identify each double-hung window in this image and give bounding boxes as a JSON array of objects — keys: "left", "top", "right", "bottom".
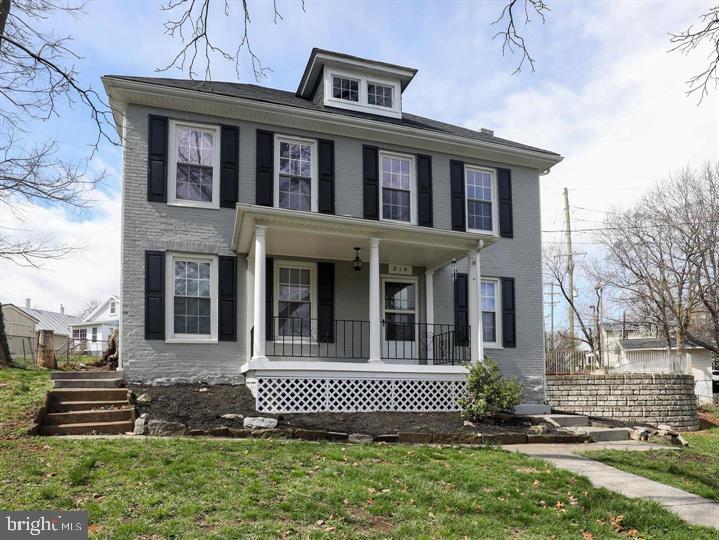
[
  {"left": 166, "top": 254, "right": 218, "bottom": 342},
  {"left": 380, "top": 152, "right": 415, "bottom": 223},
  {"left": 168, "top": 121, "right": 220, "bottom": 208},
  {"left": 275, "top": 261, "right": 317, "bottom": 339},
  {"left": 481, "top": 279, "right": 501, "bottom": 347},
  {"left": 466, "top": 166, "right": 496, "bottom": 233},
  {"left": 332, "top": 75, "right": 359, "bottom": 102},
  {"left": 73, "top": 328, "right": 87, "bottom": 342},
  {"left": 367, "top": 83, "right": 393, "bottom": 108},
  {"left": 275, "top": 136, "right": 317, "bottom": 212},
  {"left": 91, "top": 327, "right": 97, "bottom": 343},
  {"left": 109, "top": 301, "right": 116, "bottom": 315}
]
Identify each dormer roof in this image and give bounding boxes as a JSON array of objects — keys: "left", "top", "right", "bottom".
[{"left": 296, "top": 48, "right": 418, "bottom": 99}]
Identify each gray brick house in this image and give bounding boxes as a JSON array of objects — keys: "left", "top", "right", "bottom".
[{"left": 103, "top": 49, "right": 562, "bottom": 413}]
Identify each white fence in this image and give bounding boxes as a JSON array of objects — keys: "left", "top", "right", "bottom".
[
  {"left": 546, "top": 349, "right": 690, "bottom": 375},
  {"left": 611, "top": 350, "right": 690, "bottom": 374}
]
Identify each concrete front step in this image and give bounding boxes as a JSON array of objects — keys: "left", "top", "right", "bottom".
[
  {"left": 53, "top": 378, "right": 123, "bottom": 389},
  {"left": 50, "top": 371, "right": 119, "bottom": 380},
  {"left": 544, "top": 414, "right": 590, "bottom": 428},
  {"left": 49, "top": 388, "right": 130, "bottom": 402},
  {"left": 40, "top": 420, "right": 133, "bottom": 436},
  {"left": 49, "top": 400, "right": 130, "bottom": 412},
  {"left": 565, "top": 426, "right": 632, "bottom": 442},
  {"left": 43, "top": 408, "right": 133, "bottom": 426}
]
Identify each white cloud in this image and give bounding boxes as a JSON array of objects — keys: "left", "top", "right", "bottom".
[{"left": 0, "top": 189, "right": 121, "bottom": 315}]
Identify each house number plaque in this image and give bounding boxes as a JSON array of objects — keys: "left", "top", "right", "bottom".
[{"left": 389, "top": 264, "right": 412, "bottom": 275}]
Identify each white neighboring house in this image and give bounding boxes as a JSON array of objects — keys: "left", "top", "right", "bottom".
[
  {"left": 69, "top": 296, "right": 120, "bottom": 354},
  {"left": 602, "top": 325, "right": 716, "bottom": 405}
]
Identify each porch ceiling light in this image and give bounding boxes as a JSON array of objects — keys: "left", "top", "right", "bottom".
[{"left": 352, "top": 247, "right": 363, "bottom": 271}]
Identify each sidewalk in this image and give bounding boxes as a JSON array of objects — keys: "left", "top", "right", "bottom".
[{"left": 504, "top": 441, "right": 719, "bottom": 530}]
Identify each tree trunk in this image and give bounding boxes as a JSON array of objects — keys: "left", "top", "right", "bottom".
[
  {"left": 0, "top": 0, "right": 11, "bottom": 49},
  {"left": 36, "top": 329, "right": 56, "bottom": 369},
  {"left": 0, "top": 302, "right": 11, "bottom": 368}
]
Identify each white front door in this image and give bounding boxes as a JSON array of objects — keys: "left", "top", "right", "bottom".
[{"left": 382, "top": 277, "right": 418, "bottom": 360}]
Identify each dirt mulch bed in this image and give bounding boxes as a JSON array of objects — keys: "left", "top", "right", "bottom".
[{"left": 130, "top": 383, "right": 542, "bottom": 437}]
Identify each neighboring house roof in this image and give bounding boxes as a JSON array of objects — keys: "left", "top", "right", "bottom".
[
  {"left": 17, "top": 307, "right": 82, "bottom": 337},
  {"left": 81, "top": 295, "right": 120, "bottom": 324},
  {"left": 104, "top": 75, "right": 560, "bottom": 158},
  {"left": 619, "top": 338, "right": 704, "bottom": 351},
  {"left": 2, "top": 304, "right": 40, "bottom": 323}
]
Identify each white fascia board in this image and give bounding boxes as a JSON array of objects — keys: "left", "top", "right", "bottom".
[
  {"left": 241, "top": 359, "right": 469, "bottom": 379},
  {"left": 232, "top": 203, "right": 497, "bottom": 254},
  {"left": 102, "top": 77, "right": 563, "bottom": 171}
]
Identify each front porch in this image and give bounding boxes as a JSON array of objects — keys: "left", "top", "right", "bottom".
[{"left": 233, "top": 204, "right": 497, "bottom": 412}]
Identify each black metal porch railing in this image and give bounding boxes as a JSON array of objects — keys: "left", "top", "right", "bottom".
[
  {"left": 266, "top": 317, "right": 370, "bottom": 360},
  {"left": 252, "top": 318, "right": 470, "bottom": 365},
  {"left": 382, "top": 321, "right": 470, "bottom": 365}
]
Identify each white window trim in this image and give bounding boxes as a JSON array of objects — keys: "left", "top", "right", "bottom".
[
  {"left": 381, "top": 274, "right": 419, "bottom": 342},
  {"left": 273, "top": 260, "right": 318, "bottom": 344},
  {"left": 273, "top": 134, "right": 318, "bottom": 213},
  {"left": 165, "top": 252, "right": 219, "bottom": 344},
  {"left": 109, "top": 301, "right": 116, "bottom": 315},
  {"left": 481, "top": 277, "right": 502, "bottom": 349},
  {"left": 366, "top": 80, "right": 394, "bottom": 110},
  {"left": 167, "top": 120, "right": 221, "bottom": 209},
  {"left": 323, "top": 67, "right": 402, "bottom": 119},
  {"left": 465, "top": 165, "right": 499, "bottom": 236},
  {"left": 378, "top": 150, "right": 417, "bottom": 225},
  {"left": 330, "top": 74, "right": 360, "bottom": 104}
]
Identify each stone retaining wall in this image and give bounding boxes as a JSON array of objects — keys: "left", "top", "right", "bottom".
[{"left": 546, "top": 374, "right": 699, "bottom": 431}]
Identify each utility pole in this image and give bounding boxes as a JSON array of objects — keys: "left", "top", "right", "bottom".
[
  {"left": 544, "top": 282, "right": 557, "bottom": 339},
  {"left": 563, "top": 187, "right": 575, "bottom": 348}
]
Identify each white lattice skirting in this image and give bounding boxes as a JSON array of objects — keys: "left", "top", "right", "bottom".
[{"left": 255, "top": 377, "right": 467, "bottom": 413}]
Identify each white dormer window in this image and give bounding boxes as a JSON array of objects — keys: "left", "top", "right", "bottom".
[
  {"left": 323, "top": 68, "right": 402, "bottom": 119},
  {"left": 110, "top": 301, "right": 116, "bottom": 315},
  {"left": 332, "top": 75, "right": 359, "bottom": 102},
  {"left": 367, "top": 83, "right": 393, "bottom": 108}
]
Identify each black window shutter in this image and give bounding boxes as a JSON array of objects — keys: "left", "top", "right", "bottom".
[
  {"left": 454, "top": 272, "right": 469, "bottom": 346},
  {"left": 218, "top": 256, "right": 237, "bottom": 341},
  {"left": 144, "top": 250, "right": 165, "bottom": 340},
  {"left": 363, "top": 145, "right": 379, "bottom": 220},
  {"left": 498, "top": 168, "right": 514, "bottom": 238},
  {"left": 220, "top": 126, "right": 239, "bottom": 208},
  {"left": 501, "top": 277, "right": 516, "bottom": 348},
  {"left": 318, "top": 139, "right": 335, "bottom": 214},
  {"left": 317, "top": 262, "right": 335, "bottom": 342},
  {"left": 147, "top": 115, "right": 168, "bottom": 202},
  {"left": 450, "top": 160, "right": 465, "bottom": 231},
  {"left": 265, "top": 257, "right": 274, "bottom": 340},
  {"left": 256, "top": 130, "right": 274, "bottom": 206},
  {"left": 417, "top": 154, "right": 433, "bottom": 227}
]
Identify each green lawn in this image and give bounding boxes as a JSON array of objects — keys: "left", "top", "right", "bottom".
[
  {"left": 0, "top": 367, "right": 52, "bottom": 437},
  {"left": 585, "top": 413, "right": 719, "bottom": 504},
  {"left": 1, "top": 368, "right": 718, "bottom": 539}
]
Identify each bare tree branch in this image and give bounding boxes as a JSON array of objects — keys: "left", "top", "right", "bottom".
[
  {"left": 670, "top": 6, "right": 719, "bottom": 102},
  {"left": 493, "top": 0, "right": 550, "bottom": 75}
]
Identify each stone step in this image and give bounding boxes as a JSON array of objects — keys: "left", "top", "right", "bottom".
[
  {"left": 40, "top": 420, "right": 133, "bottom": 436},
  {"left": 543, "top": 414, "right": 590, "bottom": 427},
  {"left": 565, "top": 426, "right": 632, "bottom": 442},
  {"left": 43, "top": 408, "right": 133, "bottom": 426},
  {"left": 53, "top": 378, "right": 124, "bottom": 389},
  {"left": 49, "top": 400, "right": 130, "bottom": 412},
  {"left": 49, "top": 388, "right": 130, "bottom": 402},
  {"left": 50, "top": 371, "right": 119, "bottom": 380}
]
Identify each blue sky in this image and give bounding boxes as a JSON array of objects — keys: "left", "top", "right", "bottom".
[{"left": 1, "top": 0, "right": 717, "bottom": 322}]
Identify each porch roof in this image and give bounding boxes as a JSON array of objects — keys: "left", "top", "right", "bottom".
[{"left": 232, "top": 204, "right": 498, "bottom": 269}]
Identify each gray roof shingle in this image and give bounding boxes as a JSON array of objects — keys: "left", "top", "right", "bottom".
[{"left": 106, "top": 76, "right": 560, "bottom": 157}]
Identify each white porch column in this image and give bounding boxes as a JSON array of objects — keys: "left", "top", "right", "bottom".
[
  {"left": 472, "top": 240, "right": 484, "bottom": 362},
  {"left": 425, "top": 270, "right": 435, "bottom": 363},
  {"left": 252, "top": 225, "right": 268, "bottom": 360},
  {"left": 368, "top": 237, "right": 382, "bottom": 363},
  {"left": 425, "top": 270, "right": 434, "bottom": 327},
  {"left": 467, "top": 251, "right": 479, "bottom": 362}
]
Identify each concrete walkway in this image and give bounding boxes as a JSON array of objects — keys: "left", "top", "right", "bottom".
[{"left": 504, "top": 441, "right": 719, "bottom": 530}]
